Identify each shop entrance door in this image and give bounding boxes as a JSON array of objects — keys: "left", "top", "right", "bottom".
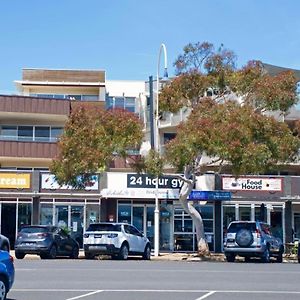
[
  {"left": 1, "top": 204, "right": 16, "bottom": 249},
  {"left": 132, "top": 205, "right": 155, "bottom": 247}
]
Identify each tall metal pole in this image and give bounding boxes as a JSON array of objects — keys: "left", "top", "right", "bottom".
[{"left": 154, "top": 43, "right": 168, "bottom": 257}]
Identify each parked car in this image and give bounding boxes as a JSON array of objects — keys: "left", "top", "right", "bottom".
[
  {"left": 0, "top": 250, "right": 14, "bottom": 300},
  {"left": 0, "top": 236, "right": 10, "bottom": 253},
  {"left": 224, "top": 221, "right": 284, "bottom": 263},
  {"left": 83, "top": 222, "right": 151, "bottom": 260},
  {"left": 15, "top": 225, "right": 79, "bottom": 259}
]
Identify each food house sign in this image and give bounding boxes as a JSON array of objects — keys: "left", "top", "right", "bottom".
[{"left": 222, "top": 177, "right": 282, "bottom": 192}]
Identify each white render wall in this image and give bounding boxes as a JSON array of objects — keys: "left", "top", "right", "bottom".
[{"left": 106, "top": 80, "right": 146, "bottom": 97}]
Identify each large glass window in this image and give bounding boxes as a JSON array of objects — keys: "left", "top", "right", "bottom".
[
  {"left": 35, "top": 127, "right": 50, "bottom": 142},
  {"left": 51, "top": 127, "right": 63, "bottom": 141},
  {"left": 0, "top": 125, "right": 63, "bottom": 142},
  {"left": 40, "top": 204, "right": 53, "bottom": 225},
  {"left": 0, "top": 126, "right": 17, "bottom": 140},
  {"left": 118, "top": 204, "right": 132, "bottom": 224},
  {"left": 239, "top": 206, "right": 251, "bottom": 221},
  {"left": 86, "top": 204, "right": 100, "bottom": 228},
  {"left": 18, "top": 126, "right": 33, "bottom": 141},
  {"left": 18, "top": 203, "right": 32, "bottom": 230}
]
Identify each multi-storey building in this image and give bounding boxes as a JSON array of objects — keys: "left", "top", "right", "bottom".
[{"left": 1, "top": 65, "right": 300, "bottom": 254}]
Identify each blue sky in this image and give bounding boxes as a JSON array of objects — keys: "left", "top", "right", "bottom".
[{"left": 1, "top": 0, "right": 300, "bottom": 92}]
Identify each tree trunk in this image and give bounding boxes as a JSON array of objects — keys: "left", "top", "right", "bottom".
[{"left": 178, "top": 172, "right": 210, "bottom": 256}]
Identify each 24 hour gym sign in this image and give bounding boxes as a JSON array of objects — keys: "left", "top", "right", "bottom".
[
  {"left": 222, "top": 177, "right": 282, "bottom": 192},
  {"left": 127, "top": 174, "right": 183, "bottom": 189}
]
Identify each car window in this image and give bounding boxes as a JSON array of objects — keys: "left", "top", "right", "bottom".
[
  {"left": 128, "top": 225, "right": 143, "bottom": 237},
  {"left": 227, "top": 222, "right": 256, "bottom": 233},
  {"left": 19, "top": 227, "right": 49, "bottom": 233},
  {"left": 86, "top": 224, "right": 122, "bottom": 232}
]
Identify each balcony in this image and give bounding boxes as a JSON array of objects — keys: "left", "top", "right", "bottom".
[
  {"left": 0, "top": 140, "right": 58, "bottom": 159},
  {"left": 0, "top": 95, "right": 70, "bottom": 123}
]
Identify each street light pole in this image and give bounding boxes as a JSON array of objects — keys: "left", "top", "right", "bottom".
[{"left": 154, "top": 43, "right": 168, "bottom": 257}]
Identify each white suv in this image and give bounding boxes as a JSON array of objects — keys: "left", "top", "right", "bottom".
[{"left": 83, "top": 222, "right": 151, "bottom": 260}]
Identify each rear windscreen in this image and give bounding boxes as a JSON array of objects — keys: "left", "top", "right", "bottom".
[
  {"left": 228, "top": 223, "right": 256, "bottom": 233},
  {"left": 87, "top": 224, "right": 122, "bottom": 232},
  {"left": 20, "top": 227, "right": 48, "bottom": 233}
]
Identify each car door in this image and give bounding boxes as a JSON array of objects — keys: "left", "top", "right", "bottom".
[
  {"left": 55, "top": 228, "right": 71, "bottom": 255},
  {"left": 129, "top": 225, "right": 146, "bottom": 253}
]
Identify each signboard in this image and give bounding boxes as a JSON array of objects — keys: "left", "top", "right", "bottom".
[
  {"left": 41, "top": 174, "right": 99, "bottom": 191},
  {"left": 188, "top": 190, "right": 231, "bottom": 201},
  {"left": 0, "top": 173, "right": 30, "bottom": 189},
  {"left": 127, "top": 174, "right": 183, "bottom": 189},
  {"left": 222, "top": 177, "right": 282, "bottom": 192}
]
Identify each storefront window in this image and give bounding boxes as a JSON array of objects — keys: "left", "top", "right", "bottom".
[
  {"left": 55, "top": 206, "right": 68, "bottom": 228},
  {"left": 118, "top": 204, "right": 132, "bottom": 224},
  {"left": 18, "top": 203, "right": 32, "bottom": 230},
  {"left": 223, "top": 205, "right": 235, "bottom": 230},
  {"left": 40, "top": 204, "right": 53, "bottom": 225},
  {"left": 239, "top": 206, "right": 251, "bottom": 221},
  {"left": 86, "top": 204, "right": 100, "bottom": 228}
]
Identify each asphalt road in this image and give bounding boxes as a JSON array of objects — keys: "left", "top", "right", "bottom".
[{"left": 8, "top": 257, "right": 300, "bottom": 300}]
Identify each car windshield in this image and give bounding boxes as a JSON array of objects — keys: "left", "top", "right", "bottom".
[
  {"left": 19, "top": 226, "right": 49, "bottom": 233},
  {"left": 228, "top": 222, "right": 256, "bottom": 233},
  {"left": 87, "top": 224, "right": 122, "bottom": 232}
]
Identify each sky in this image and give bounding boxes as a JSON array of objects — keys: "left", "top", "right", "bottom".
[{"left": 1, "top": 0, "right": 300, "bottom": 93}]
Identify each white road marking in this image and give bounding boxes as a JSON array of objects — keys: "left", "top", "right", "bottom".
[
  {"left": 10, "top": 289, "right": 300, "bottom": 294},
  {"left": 195, "top": 291, "right": 216, "bottom": 300},
  {"left": 65, "top": 290, "right": 103, "bottom": 300}
]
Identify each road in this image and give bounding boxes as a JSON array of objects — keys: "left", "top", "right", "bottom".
[{"left": 8, "top": 257, "right": 300, "bottom": 300}]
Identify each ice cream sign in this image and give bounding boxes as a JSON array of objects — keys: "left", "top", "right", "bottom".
[{"left": 222, "top": 177, "right": 282, "bottom": 192}]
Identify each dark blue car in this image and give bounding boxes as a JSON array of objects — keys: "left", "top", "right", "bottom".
[{"left": 0, "top": 251, "right": 14, "bottom": 300}]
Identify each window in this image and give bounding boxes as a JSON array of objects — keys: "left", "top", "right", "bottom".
[
  {"left": 87, "top": 223, "right": 121, "bottom": 232},
  {"left": 118, "top": 204, "right": 132, "bottom": 224},
  {"left": 51, "top": 127, "right": 63, "bottom": 141},
  {"left": 35, "top": 127, "right": 50, "bottom": 142},
  {"left": 18, "top": 126, "right": 33, "bottom": 141},
  {"left": 0, "top": 126, "right": 17, "bottom": 140}
]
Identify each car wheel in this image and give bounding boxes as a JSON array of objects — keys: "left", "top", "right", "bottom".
[
  {"left": 69, "top": 246, "right": 79, "bottom": 259},
  {"left": 40, "top": 253, "right": 48, "bottom": 260},
  {"left": 1, "top": 244, "right": 9, "bottom": 252},
  {"left": 245, "top": 256, "right": 251, "bottom": 262},
  {"left": 84, "top": 252, "right": 95, "bottom": 260},
  {"left": 15, "top": 252, "right": 25, "bottom": 259},
  {"left": 118, "top": 244, "right": 129, "bottom": 260},
  {"left": 277, "top": 251, "right": 283, "bottom": 263},
  {"left": 226, "top": 254, "right": 235, "bottom": 262},
  {"left": 48, "top": 245, "right": 57, "bottom": 259},
  {"left": 142, "top": 245, "right": 151, "bottom": 260},
  {"left": 262, "top": 247, "right": 270, "bottom": 263},
  {"left": 0, "top": 277, "right": 7, "bottom": 300}
]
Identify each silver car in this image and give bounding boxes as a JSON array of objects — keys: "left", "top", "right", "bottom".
[
  {"left": 224, "top": 221, "right": 284, "bottom": 263},
  {"left": 83, "top": 222, "right": 151, "bottom": 260}
]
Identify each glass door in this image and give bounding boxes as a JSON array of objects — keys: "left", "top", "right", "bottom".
[
  {"left": 133, "top": 206, "right": 144, "bottom": 233},
  {"left": 70, "top": 206, "right": 84, "bottom": 248},
  {"left": 1, "top": 204, "right": 16, "bottom": 249},
  {"left": 146, "top": 206, "right": 155, "bottom": 248}
]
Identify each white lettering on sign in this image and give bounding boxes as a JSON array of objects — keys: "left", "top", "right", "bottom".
[{"left": 222, "top": 177, "right": 282, "bottom": 192}]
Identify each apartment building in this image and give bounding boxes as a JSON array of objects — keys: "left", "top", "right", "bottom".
[{"left": 1, "top": 65, "right": 300, "bottom": 253}]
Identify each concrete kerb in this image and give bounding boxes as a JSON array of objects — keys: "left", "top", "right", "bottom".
[{"left": 10, "top": 250, "right": 299, "bottom": 263}]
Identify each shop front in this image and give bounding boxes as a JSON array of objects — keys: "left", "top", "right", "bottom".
[
  {"left": 221, "top": 176, "right": 286, "bottom": 245},
  {"left": 0, "top": 172, "right": 33, "bottom": 248},
  {"left": 101, "top": 172, "right": 220, "bottom": 252},
  {"left": 38, "top": 173, "right": 101, "bottom": 247}
]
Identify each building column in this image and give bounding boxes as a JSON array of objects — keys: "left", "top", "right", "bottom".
[
  {"left": 214, "top": 201, "right": 222, "bottom": 253},
  {"left": 32, "top": 197, "right": 40, "bottom": 225},
  {"left": 284, "top": 200, "right": 293, "bottom": 243}
]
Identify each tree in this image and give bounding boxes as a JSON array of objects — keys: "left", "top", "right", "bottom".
[
  {"left": 51, "top": 42, "right": 300, "bottom": 256},
  {"left": 50, "top": 104, "right": 143, "bottom": 188},
  {"left": 154, "top": 42, "right": 300, "bottom": 255}
]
